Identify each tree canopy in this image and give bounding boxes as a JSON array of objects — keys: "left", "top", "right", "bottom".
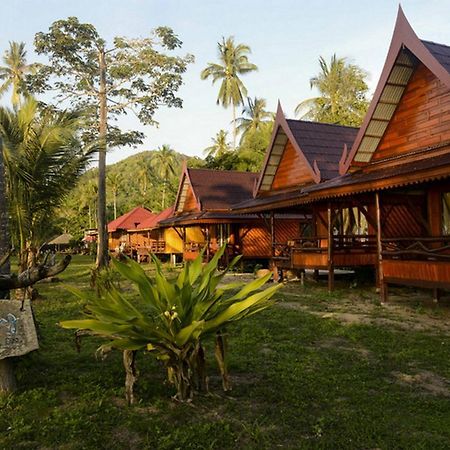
[
  {"left": 295, "top": 54, "right": 369, "bottom": 127},
  {"left": 30, "top": 17, "right": 194, "bottom": 268},
  {"left": 201, "top": 37, "right": 257, "bottom": 149}
]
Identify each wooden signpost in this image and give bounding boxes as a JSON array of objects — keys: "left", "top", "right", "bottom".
[{"left": 0, "top": 300, "right": 38, "bottom": 360}]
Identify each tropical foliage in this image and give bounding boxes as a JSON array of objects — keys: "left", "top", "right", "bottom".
[
  {"left": 201, "top": 37, "right": 257, "bottom": 149},
  {"left": 295, "top": 54, "right": 369, "bottom": 126},
  {"left": 0, "top": 41, "right": 37, "bottom": 108},
  {"left": 150, "top": 145, "right": 178, "bottom": 209},
  {"left": 0, "top": 98, "right": 94, "bottom": 272},
  {"left": 60, "top": 246, "right": 282, "bottom": 401},
  {"left": 31, "top": 17, "right": 194, "bottom": 268},
  {"left": 203, "top": 129, "right": 231, "bottom": 158}
]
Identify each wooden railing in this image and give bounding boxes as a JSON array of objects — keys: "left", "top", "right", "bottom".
[
  {"left": 149, "top": 240, "right": 165, "bottom": 253},
  {"left": 273, "top": 234, "right": 376, "bottom": 259},
  {"left": 382, "top": 236, "right": 450, "bottom": 261}
]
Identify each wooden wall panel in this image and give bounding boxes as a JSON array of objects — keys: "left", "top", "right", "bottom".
[
  {"left": 163, "top": 228, "right": 183, "bottom": 253},
  {"left": 272, "top": 141, "right": 314, "bottom": 190},
  {"left": 240, "top": 226, "right": 271, "bottom": 257},
  {"left": 383, "top": 260, "right": 450, "bottom": 287},
  {"left": 374, "top": 64, "right": 450, "bottom": 161},
  {"left": 183, "top": 184, "right": 198, "bottom": 212},
  {"left": 382, "top": 204, "right": 424, "bottom": 238},
  {"left": 274, "top": 219, "right": 301, "bottom": 243}
]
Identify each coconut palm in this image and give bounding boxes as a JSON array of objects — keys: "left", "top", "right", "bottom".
[
  {"left": 235, "top": 97, "right": 274, "bottom": 143},
  {"left": 203, "top": 129, "right": 231, "bottom": 158},
  {"left": 150, "top": 145, "right": 177, "bottom": 209},
  {"left": 79, "top": 180, "right": 98, "bottom": 230},
  {"left": 201, "top": 37, "right": 257, "bottom": 149},
  {"left": 295, "top": 54, "right": 369, "bottom": 127},
  {"left": 0, "top": 97, "right": 94, "bottom": 272},
  {"left": 0, "top": 42, "right": 37, "bottom": 108}
]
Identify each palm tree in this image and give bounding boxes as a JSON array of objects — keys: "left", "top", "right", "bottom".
[
  {"left": 295, "top": 54, "right": 369, "bottom": 127},
  {"left": 150, "top": 145, "right": 177, "bottom": 209},
  {"left": 79, "top": 180, "right": 98, "bottom": 229},
  {"left": 107, "top": 173, "right": 122, "bottom": 220},
  {"left": 203, "top": 130, "right": 231, "bottom": 158},
  {"left": 0, "top": 42, "right": 37, "bottom": 108},
  {"left": 235, "top": 97, "right": 274, "bottom": 143},
  {"left": 0, "top": 97, "right": 94, "bottom": 273},
  {"left": 201, "top": 37, "right": 257, "bottom": 149}
]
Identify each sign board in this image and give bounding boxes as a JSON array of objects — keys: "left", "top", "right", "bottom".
[{"left": 0, "top": 299, "right": 39, "bottom": 359}]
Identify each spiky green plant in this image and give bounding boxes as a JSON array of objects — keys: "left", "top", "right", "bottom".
[{"left": 60, "top": 246, "right": 282, "bottom": 401}]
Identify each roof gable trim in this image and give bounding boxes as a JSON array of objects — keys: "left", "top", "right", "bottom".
[{"left": 341, "top": 6, "right": 450, "bottom": 174}]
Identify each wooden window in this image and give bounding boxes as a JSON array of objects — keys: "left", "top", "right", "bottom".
[{"left": 442, "top": 193, "right": 450, "bottom": 235}]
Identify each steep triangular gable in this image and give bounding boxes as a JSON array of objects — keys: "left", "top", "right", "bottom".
[
  {"left": 256, "top": 103, "right": 320, "bottom": 195},
  {"left": 341, "top": 6, "right": 450, "bottom": 174},
  {"left": 174, "top": 164, "right": 201, "bottom": 213}
]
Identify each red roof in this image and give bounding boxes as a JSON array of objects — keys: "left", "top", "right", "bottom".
[
  {"left": 107, "top": 207, "right": 155, "bottom": 232},
  {"left": 137, "top": 206, "right": 175, "bottom": 230}
]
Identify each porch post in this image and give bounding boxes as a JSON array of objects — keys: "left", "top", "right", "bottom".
[
  {"left": 327, "top": 203, "right": 334, "bottom": 292},
  {"left": 375, "top": 192, "right": 387, "bottom": 302}
]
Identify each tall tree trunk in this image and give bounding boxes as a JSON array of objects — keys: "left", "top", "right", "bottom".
[
  {"left": 232, "top": 103, "right": 237, "bottom": 151},
  {"left": 113, "top": 191, "right": 117, "bottom": 220},
  {"left": 96, "top": 48, "right": 109, "bottom": 269},
  {"left": 162, "top": 183, "right": 166, "bottom": 210},
  {"left": 0, "top": 137, "right": 16, "bottom": 394}
]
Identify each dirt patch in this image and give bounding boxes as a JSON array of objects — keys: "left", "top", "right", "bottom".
[
  {"left": 392, "top": 370, "right": 450, "bottom": 397},
  {"left": 111, "top": 427, "right": 143, "bottom": 449},
  {"left": 314, "top": 337, "right": 372, "bottom": 360},
  {"left": 276, "top": 283, "right": 450, "bottom": 334}
]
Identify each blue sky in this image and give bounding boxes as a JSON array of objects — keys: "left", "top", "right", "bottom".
[{"left": 2, "top": 0, "right": 450, "bottom": 163}]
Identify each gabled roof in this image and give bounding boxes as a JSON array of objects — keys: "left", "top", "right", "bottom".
[
  {"left": 256, "top": 103, "right": 358, "bottom": 194},
  {"left": 341, "top": 6, "right": 450, "bottom": 173},
  {"left": 107, "top": 206, "right": 155, "bottom": 232},
  {"left": 137, "top": 206, "right": 175, "bottom": 230},
  {"left": 174, "top": 164, "right": 258, "bottom": 213}
]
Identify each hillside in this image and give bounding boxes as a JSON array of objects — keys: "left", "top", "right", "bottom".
[{"left": 57, "top": 150, "right": 204, "bottom": 238}]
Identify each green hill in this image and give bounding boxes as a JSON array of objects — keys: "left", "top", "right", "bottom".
[{"left": 56, "top": 150, "right": 204, "bottom": 239}]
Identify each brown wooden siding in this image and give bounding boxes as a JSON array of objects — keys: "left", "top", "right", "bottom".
[
  {"left": 382, "top": 203, "right": 424, "bottom": 238},
  {"left": 240, "top": 225, "right": 271, "bottom": 257},
  {"left": 383, "top": 260, "right": 450, "bottom": 288},
  {"left": 274, "top": 219, "right": 301, "bottom": 242},
  {"left": 183, "top": 184, "right": 198, "bottom": 212},
  {"left": 272, "top": 141, "right": 314, "bottom": 190},
  {"left": 374, "top": 64, "right": 450, "bottom": 161}
]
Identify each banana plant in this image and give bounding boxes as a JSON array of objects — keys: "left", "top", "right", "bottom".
[{"left": 60, "top": 245, "right": 283, "bottom": 401}]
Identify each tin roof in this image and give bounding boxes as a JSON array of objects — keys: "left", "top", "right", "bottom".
[
  {"left": 136, "top": 206, "right": 175, "bottom": 230},
  {"left": 107, "top": 207, "right": 155, "bottom": 232}
]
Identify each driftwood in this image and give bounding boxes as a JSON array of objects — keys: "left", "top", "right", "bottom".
[{"left": 0, "top": 255, "right": 71, "bottom": 291}]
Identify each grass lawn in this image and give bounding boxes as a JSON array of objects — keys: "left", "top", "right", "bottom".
[{"left": 1, "top": 255, "right": 450, "bottom": 449}]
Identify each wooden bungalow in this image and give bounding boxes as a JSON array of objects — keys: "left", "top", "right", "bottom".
[
  {"left": 157, "top": 165, "right": 302, "bottom": 263},
  {"left": 232, "top": 103, "right": 363, "bottom": 288},
  {"left": 107, "top": 206, "right": 156, "bottom": 255},
  {"left": 298, "top": 7, "right": 450, "bottom": 300}
]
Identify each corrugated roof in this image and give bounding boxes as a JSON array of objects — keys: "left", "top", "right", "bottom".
[
  {"left": 107, "top": 207, "right": 155, "bottom": 232},
  {"left": 137, "top": 206, "right": 175, "bottom": 230},
  {"left": 186, "top": 168, "right": 258, "bottom": 210}
]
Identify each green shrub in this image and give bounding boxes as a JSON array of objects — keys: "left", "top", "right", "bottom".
[{"left": 60, "top": 246, "right": 282, "bottom": 401}]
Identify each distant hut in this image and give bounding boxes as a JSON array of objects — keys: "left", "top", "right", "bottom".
[{"left": 47, "top": 233, "right": 73, "bottom": 252}]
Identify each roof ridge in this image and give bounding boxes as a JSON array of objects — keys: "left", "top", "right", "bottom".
[
  {"left": 285, "top": 118, "right": 359, "bottom": 130},
  {"left": 421, "top": 39, "right": 450, "bottom": 50},
  {"left": 187, "top": 167, "right": 258, "bottom": 175}
]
